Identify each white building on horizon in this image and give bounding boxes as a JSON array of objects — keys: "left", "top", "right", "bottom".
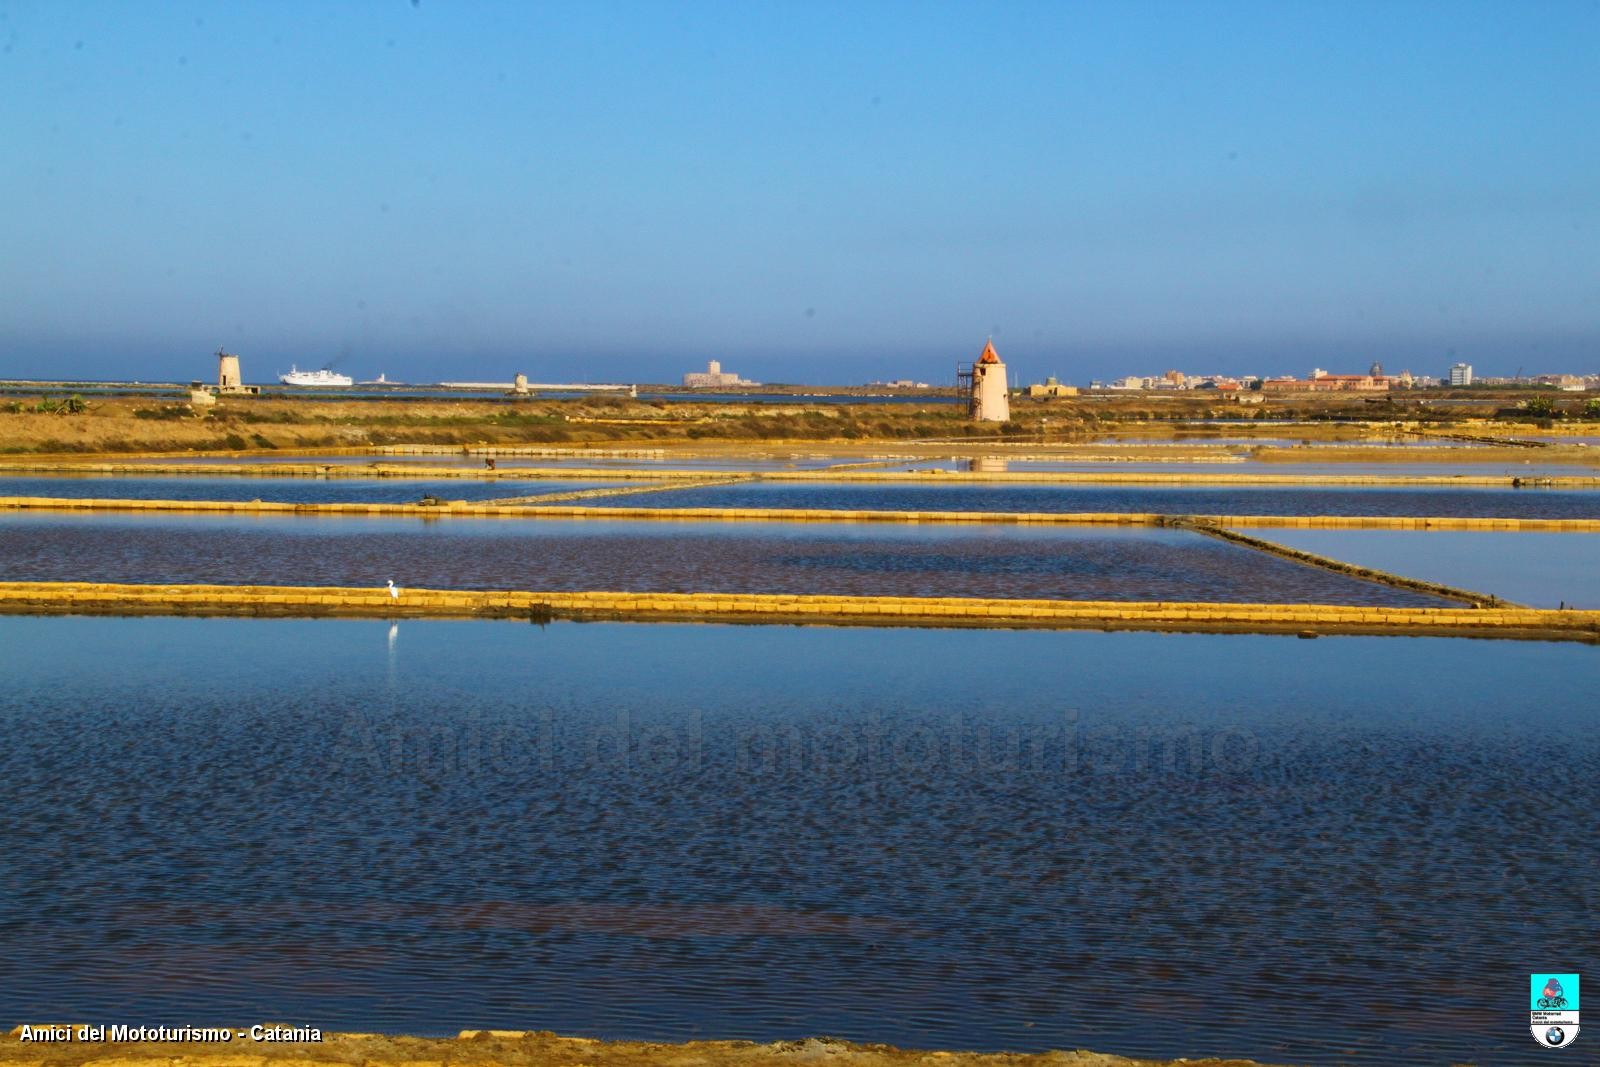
[
  {"left": 1449, "top": 362, "right": 1474, "bottom": 387},
  {"left": 683, "top": 360, "right": 759, "bottom": 388}
]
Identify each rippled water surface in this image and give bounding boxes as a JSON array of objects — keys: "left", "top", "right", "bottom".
[
  {"left": 1510, "top": 434, "right": 1600, "bottom": 446},
  {"left": 900, "top": 459, "right": 1600, "bottom": 477},
  {"left": 586, "top": 480, "right": 1600, "bottom": 519},
  {"left": 0, "top": 513, "right": 1446, "bottom": 604},
  {"left": 1088, "top": 436, "right": 1498, "bottom": 448},
  {"left": 0, "top": 476, "right": 616, "bottom": 504},
  {"left": 0, "top": 618, "right": 1594, "bottom": 1065},
  {"left": 896, "top": 457, "right": 1593, "bottom": 476}
]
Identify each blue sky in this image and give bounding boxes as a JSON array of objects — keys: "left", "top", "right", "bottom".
[{"left": 1, "top": 1, "right": 1596, "bottom": 385}]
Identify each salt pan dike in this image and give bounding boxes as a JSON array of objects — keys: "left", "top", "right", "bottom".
[
  {"left": 114, "top": 452, "right": 859, "bottom": 471},
  {"left": 81, "top": 451, "right": 1600, "bottom": 478},
  {"left": 0, "top": 475, "right": 624, "bottom": 504},
  {"left": 0, "top": 512, "right": 1455, "bottom": 606}
]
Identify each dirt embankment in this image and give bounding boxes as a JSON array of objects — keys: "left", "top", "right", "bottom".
[
  {"left": 2, "top": 393, "right": 1596, "bottom": 456},
  {"left": 0, "top": 1029, "right": 1286, "bottom": 1067},
  {"left": 0, "top": 396, "right": 981, "bottom": 453}
]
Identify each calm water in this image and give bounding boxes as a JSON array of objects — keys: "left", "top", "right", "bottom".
[
  {"left": 106, "top": 451, "right": 1600, "bottom": 478},
  {"left": 1260, "top": 529, "right": 1600, "bottom": 609},
  {"left": 1085, "top": 437, "right": 1459, "bottom": 448},
  {"left": 1089, "top": 436, "right": 1494, "bottom": 449},
  {"left": 0, "top": 476, "right": 616, "bottom": 504},
  {"left": 0, "top": 513, "right": 1447, "bottom": 605},
  {"left": 1511, "top": 435, "right": 1600, "bottom": 446},
  {"left": 889, "top": 460, "right": 1600, "bottom": 476},
  {"left": 902, "top": 460, "right": 1600, "bottom": 477},
  {"left": 0, "top": 618, "right": 1594, "bottom": 1065},
  {"left": 586, "top": 481, "right": 1600, "bottom": 519}
]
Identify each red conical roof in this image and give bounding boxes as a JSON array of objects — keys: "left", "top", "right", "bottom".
[{"left": 978, "top": 339, "right": 1001, "bottom": 364}]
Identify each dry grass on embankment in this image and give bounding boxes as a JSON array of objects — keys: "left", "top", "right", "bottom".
[
  {"left": 6, "top": 392, "right": 1594, "bottom": 456},
  {"left": 0, "top": 396, "right": 996, "bottom": 453},
  {"left": 0, "top": 1029, "right": 1286, "bottom": 1067},
  {"left": 4, "top": 582, "right": 1597, "bottom": 642}
]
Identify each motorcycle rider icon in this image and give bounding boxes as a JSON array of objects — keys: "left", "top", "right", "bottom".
[{"left": 1531, "top": 973, "right": 1579, "bottom": 1049}]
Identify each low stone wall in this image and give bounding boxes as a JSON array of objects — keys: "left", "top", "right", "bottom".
[
  {"left": 3, "top": 495, "right": 1599, "bottom": 531},
  {"left": 481, "top": 476, "right": 755, "bottom": 506},
  {"left": 4, "top": 459, "right": 1597, "bottom": 488},
  {"left": 0, "top": 1026, "right": 1281, "bottom": 1067},
  {"left": 1, "top": 581, "right": 1595, "bottom": 640}
]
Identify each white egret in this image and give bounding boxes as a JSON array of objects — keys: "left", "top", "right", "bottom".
[{"left": 386, "top": 579, "right": 401, "bottom": 599}]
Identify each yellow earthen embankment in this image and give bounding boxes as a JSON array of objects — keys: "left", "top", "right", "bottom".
[
  {"left": 1, "top": 581, "right": 1595, "bottom": 639},
  {"left": 0, "top": 460, "right": 696, "bottom": 482},
  {"left": 4, "top": 458, "right": 1599, "bottom": 487},
  {"left": 3, "top": 495, "right": 1599, "bottom": 532},
  {"left": 482, "top": 476, "right": 756, "bottom": 506},
  {"left": 0, "top": 1027, "right": 1282, "bottom": 1067}
]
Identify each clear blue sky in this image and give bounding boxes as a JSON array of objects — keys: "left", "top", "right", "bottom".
[{"left": 2, "top": 1, "right": 1596, "bottom": 385}]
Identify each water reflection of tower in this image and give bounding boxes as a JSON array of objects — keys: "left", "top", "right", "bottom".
[{"left": 386, "top": 622, "right": 399, "bottom": 694}]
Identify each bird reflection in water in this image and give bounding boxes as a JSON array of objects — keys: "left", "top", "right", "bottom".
[{"left": 386, "top": 621, "right": 399, "bottom": 694}]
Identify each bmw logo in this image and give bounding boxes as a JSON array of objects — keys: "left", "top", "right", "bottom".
[{"left": 1546, "top": 1026, "right": 1566, "bottom": 1046}]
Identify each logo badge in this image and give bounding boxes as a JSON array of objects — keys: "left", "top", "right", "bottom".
[{"left": 1531, "top": 973, "right": 1579, "bottom": 1048}]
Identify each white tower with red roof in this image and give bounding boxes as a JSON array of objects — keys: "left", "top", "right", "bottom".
[{"left": 970, "top": 338, "right": 1010, "bottom": 422}]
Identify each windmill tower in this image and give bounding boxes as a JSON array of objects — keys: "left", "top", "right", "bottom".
[
  {"left": 217, "top": 348, "right": 243, "bottom": 392},
  {"left": 962, "top": 338, "right": 1010, "bottom": 422}
]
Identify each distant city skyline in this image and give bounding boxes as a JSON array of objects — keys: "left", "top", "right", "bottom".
[
  {"left": 2, "top": 2, "right": 1596, "bottom": 385},
  {"left": 2, "top": 334, "right": 1595, "bottom": 389}
]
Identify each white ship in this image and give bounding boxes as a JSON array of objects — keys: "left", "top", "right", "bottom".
[{"left": 279, "top": 366, "right": 353, "bottom": 387}]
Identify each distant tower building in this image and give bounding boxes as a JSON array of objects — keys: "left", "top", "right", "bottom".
[
  {"left": 968, "top": 339, "right": 1010, "bottom": 422},
  {"left": 1449, "top": 362, "right": 1474, "bottom": 386},
  {"left": 217, "top": 348, "right": 243, "bottom": 392},
  {"left": 682, "top": 359, "right": 756, "bottom": 387},
  {"left": 1369, "top": 361, "right": 1384, "bottom": 377}
]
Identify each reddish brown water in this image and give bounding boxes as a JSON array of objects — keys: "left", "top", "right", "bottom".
[{"left": 0, "top": 512, "right": 1451, "bottom": 605}]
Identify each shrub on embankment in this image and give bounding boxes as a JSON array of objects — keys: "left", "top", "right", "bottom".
[{"left": 4, "top": 391, "right": 1591, "bottom": 453}]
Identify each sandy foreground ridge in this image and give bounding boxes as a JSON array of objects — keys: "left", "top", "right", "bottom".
[{"left": 0, "top": 1028, "right": 1297, "bottom": 1067}]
